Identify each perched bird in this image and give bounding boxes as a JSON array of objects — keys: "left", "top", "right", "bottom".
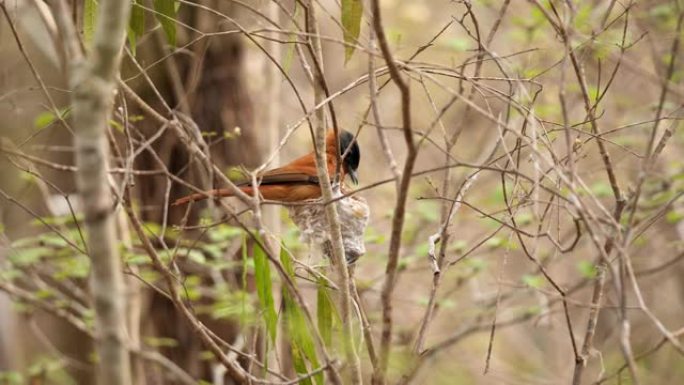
[{"left": 172, "top": 130, "right": 360, "bottom": 206}]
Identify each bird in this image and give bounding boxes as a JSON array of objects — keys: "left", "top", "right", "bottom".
[{"left": 171, "top": 130, "right": 360, "bottom": 206}]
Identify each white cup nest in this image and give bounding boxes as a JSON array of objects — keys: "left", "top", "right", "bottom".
[{"left": 286, "top": 195, "right": 369, "bottom": 264}]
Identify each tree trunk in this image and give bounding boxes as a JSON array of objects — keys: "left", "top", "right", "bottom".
[
  {"left": 125, "top": 2, "right": 261, "bottom": 382},
  {"left": 54, "top": 0, "right": 133, "bottom": 384}
]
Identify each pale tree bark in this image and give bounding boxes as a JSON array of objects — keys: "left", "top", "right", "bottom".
[
  {"left": 306, "top": 2, "right": 362, "bottom": 383},
  {"left": 50, "top": 1, "right": 133, "bottom": 385}
]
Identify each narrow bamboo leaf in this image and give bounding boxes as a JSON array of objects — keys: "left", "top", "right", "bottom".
[
  {"left": 283, "top": 296, "right": 322, "bottom": 383},
  {"left": 291, "top": 344, "right": 313, "bottom": 385},
  {"left": 293, "top": 303, "right": 322, "bottom": 385},
  {"left": 282, "top": 2, "right": 299, "bottom": 73},
  {"left": 241, "top": 235, "right": 248, "bottom": 290},
  {"left": 240, "top": 235, "right": 249, "bottom": 325},
  {"left": 127, "top": 2, "right": 145, "bottom": 56},
  {"left": 153, "top": 0, "right": 177, "bottom": 46},
  {"left": 317, "top": 278, "right": 334, "bottom": 347},
  {"left": 83, "top": 0, "right": 97, "bottom": 44},
  {"left": 253, "top": 235, "right": 277, "bottom": 342},
  {"left": 341, "top": 0, "right": 363, "bottom": 62},
  {"left": 280, "top": 246, "right": 323, "bottom": 385},
  {"left": 280, "top": 245, "right": 296, "bottom": 276}
]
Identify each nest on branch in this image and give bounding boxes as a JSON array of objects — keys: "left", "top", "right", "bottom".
[{"left": 287, "top": 195, "right": 369, "bottom": 264}]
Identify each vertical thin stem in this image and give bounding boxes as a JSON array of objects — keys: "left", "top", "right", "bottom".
[
  {"left": 48, "top": 0, "right": 133, "bottom": 384},
  {"left": 370, "top": 0, "right": 418, "bottom": 384},
  {"left": 305, "top": 2, "right": 362, "bottom": 384}
]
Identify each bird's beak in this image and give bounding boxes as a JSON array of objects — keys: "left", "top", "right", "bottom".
[{"left": 348, "top": 169, "right": 359, "bottom": 185}]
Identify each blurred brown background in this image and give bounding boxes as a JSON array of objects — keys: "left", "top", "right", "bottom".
[{"left": 1, "top": 0, "right": 683, "bottom": 384}]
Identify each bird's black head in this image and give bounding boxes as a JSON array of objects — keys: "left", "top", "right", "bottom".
[{"left": 339, "top": 130, "right": 360, "bottom": 184}]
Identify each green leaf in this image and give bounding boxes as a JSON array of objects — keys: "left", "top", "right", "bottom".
[
  {"left": 515, "top": 212, "right": 533, "bottom": 226},
  {"left": 416, "top": 200, "right": 440, "bottom": 222},
  {"left": 38, "top": 232, "right": 69, "bottom": 248},
  {"left": 413, "top": 242, "right": 431, "bottom": 259},
  {"left": 177, "top": 247, "right": 206, "bottom": 264},
  {"left": 280, "top": 243, "right": 295, "bottom": 276},
  {"left": 128, "top": 2, "right": 145, "bottom": 56},
  {"left": 35, "top": 289, "right": 54, "bottom": 299},
  {"left": 225, "top": 167, "right": 246, "bottom": 182},
  {"left": 54, "top": 254, "right": 90, "bottom": 279},
  {"left": 241, "top": 235, "right": 250, "bottom": 325},
  {"left": 522, "top": 274, "right": 544, "bottom": 289},
  {"left": 211, "top": 291, "right": 254, "bottom": 323},
  {"left": 0, "top": 268, "right": 21, "bottom": 281},
  {"left": 181, "top": 275, "right": 202, "bottom": 301},
  {"left": 464, "top": 257, "right": 487, "bottom": 273},
  {"left": 317, "top": 278, "right": 334, "bottom": 347},
  {"left": 241, "top": 234, "right": 249, "bottom": 289},
  {"left": 83, "top": 0, "right": 97, "bottom": 44},
  {"left": 291, "top": 345, "right": 313, "bottom": 385},
  {"left": 341, "top": 0, "right": 363, "bottom": 62},
  {"left": 207, "top": 224, "right": 242, "bottom": 242},
  {"left": 524, "top": 305, "right": 542, "bottom": 316},
  {"left": 0, "top": 371, "right": 23, "bottom": 385},
  {"left": 577, "top": 260, "right": 598, "bottom": 279},
  {"left": 447, "top": 37, "right": 470, "bottom": 51},
  {"left": 124, "top": 251, "right": 150, "bottom": 266},
  {"left": 572, "top": 3, "right": 592, "bottom": 33},
  {"left": 139, "top": 268, "right": 160, "bottom": 282},
  {"left": 8, "top": 247, "right": 51, "bottom": 266},
  {"left": 11, "top": 237, "right": 39, "bottom": 249},
  {"left": 154, "top": 0, "right": 177, "bottom": 46},
  {"left": 364, "top": 226, "right": 386, "bottom": 244},
  {"left": 144, "top": 337, "right": 178, "bottom": 348},
  {"left": 650, "top": 4, "right": 674, "bottom": 19},
  {"left": 281, "top": 245, "right": 323, "bottom": 385},
  {"left": 34, "top": 111, "right": 57, "bottom": 130},
  {"left": 253, "top": 235, "right": 278, "bottom": 342},
  {"left": 283, "top": 2, "right": 300, "bottom": 73},
  {"left": 34, "top": 108, "right": 70, "bottom": 130},
  {"left": 109, "top": 119, "right": 124, "bottom": 133},
  {"left": 666, "top": 210, "right": 684, "bottom": 224},
  {"left": 448, "top": 239, "right": 467, "bottom": 253},
  {"left": 589, "top": 181, "right": 613, "bottom": 198},
  {"left": 485, "top": 237, "right": 505, "bottom": 249}
]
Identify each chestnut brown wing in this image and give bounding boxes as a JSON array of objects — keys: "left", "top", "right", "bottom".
[{"left": 235, "top": 169, "right": 319, "bottom": 186}]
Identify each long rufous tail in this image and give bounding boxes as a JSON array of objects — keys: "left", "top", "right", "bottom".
[{"left": 171, "top": 188, "right": 243, "bottom": 207}]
